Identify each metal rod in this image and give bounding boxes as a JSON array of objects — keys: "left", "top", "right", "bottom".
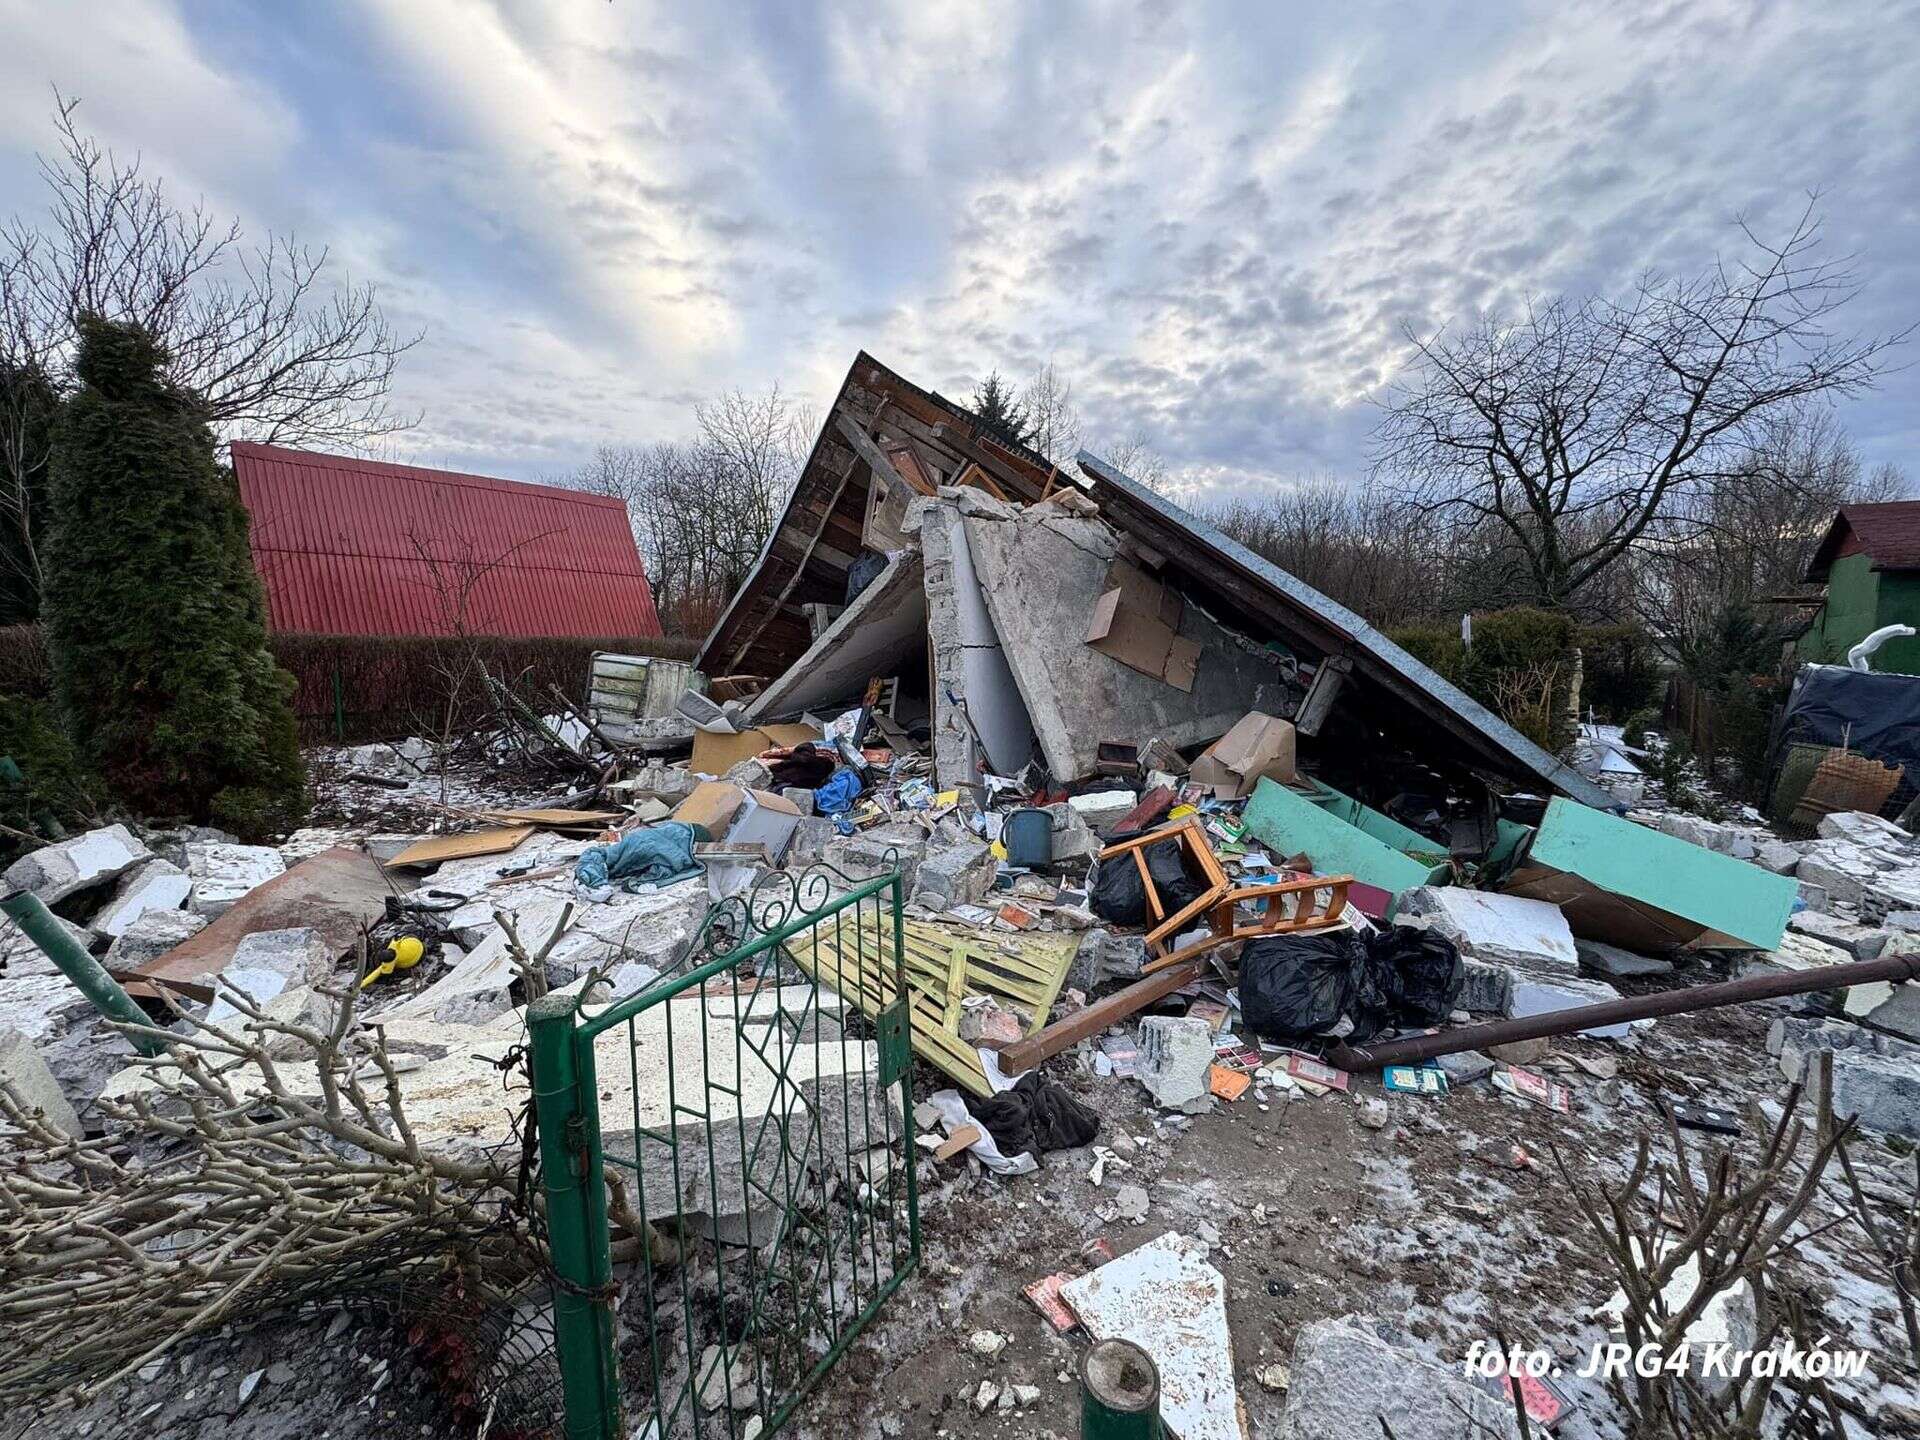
[
  {"left": 1, "top": 889, "right": 166, "bottom": 1057},
  {"left": 1328, "top": 950, "right": 1920, "bottom": 1071}
]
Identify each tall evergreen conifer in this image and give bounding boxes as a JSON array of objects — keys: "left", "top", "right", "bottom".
[{"left": 44, "top": 316, "right": 304, "bottom": 834}]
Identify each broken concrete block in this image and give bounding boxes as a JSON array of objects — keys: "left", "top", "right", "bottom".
[
  {"left": 1862, "top": 867, "right": 1920, "bottom": 925},
  {"left": 1068, "top": 928, "right": 1148, "bottom": 993},
  {"left": 0, "top": 1026, "right": 83, "bottom": 1137},
  {"left": 1788, "top": 908, "right": 1888, "bottom": 959},
  {"left": 1066, "top": 790, "right": 1139, "bottom": 839},
  {"left": 1394, "top": 888, "right": 1579, "bottom": 977},
  {"left": 1136, "top": 1015, "right": 1214, "bottom": 1111},
  {"left": 1575, "top": 939, "right": 1674, "bottom": 978},
  {"left": 0, "top": 972, "right": 95, "bottom": 1045},
  {"left": 1279, "top": 1315, "right": 1519, "bottom": 1440},
  {"left": 90, "top": 858, "right": 190, "bottom": 939},
  {"left": 1817, "top": 810, "right": 1913, "bottom": 849},
  {"left": 911, "top": 840, "right": 997, "bottom": 911},
  {"left": 205, "top": 928, "right": 334, "bottom": 1025},
  {"left": 1488, "top": 1037, "right": 1551, "bottom": 1064},
  {"left": 821, "top": 829, "right": 925, "bottom": 891},
  {"left": 1796, "top": 879, "right": 1831, "bottom": 913},
  {"left": 1456, "top": 959, "right": 1515, "bottom": 1016},
  {"left": 1752, "top": 839, "right": 1806, "bottom": 876},
  {"left": 1840, "top": 955, "right": 1920, "bottom": 1043},
  {"left": 1042, "top": 802, "right": 1101, "bottom": 861},
  {"left": 1749, "top": 929, "right": 1852, "bottom": 974},
  {"left": 958, "top": 997, "right": 1028, "bottom": 1047},
  {"left": 1794, "top": 840, "right": 1889, "bottom": 909},
  {"left": 1511, "top": 974, "right": 1629, "bottom": 1038},
  {"left": 722, "top": 758, "right": 773, "bottom": 790},
  {"left": 779, "top": 786, "right": 816, "bottom": 816},
  {"left": 185, "top": 843, "right": 287, "bottom": 917},
  {"left": 1768, "top": 1016, "right": 1920, "bottom": 1137},
  {"left": 2, "top": 824, "right": 151, "bottom": 904},
  {"left": 103, "top": 907, "right": 209, "bottom": 977}
]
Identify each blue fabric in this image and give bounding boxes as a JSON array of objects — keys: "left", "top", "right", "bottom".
[
  {"left": 813, "top": 767, "right": 864, "bottom": 817},
  {"left": 576, "top": 822, "right": 702, "bottom": 893}
]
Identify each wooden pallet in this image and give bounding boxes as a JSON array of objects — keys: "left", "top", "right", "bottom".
[{"left": 788, "top": 919, "right": 1078, "bottom": 1096}]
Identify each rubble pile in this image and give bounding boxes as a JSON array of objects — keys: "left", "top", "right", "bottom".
[{"left": 6, "top": 411, "right": 1920, "bottom": 1437}]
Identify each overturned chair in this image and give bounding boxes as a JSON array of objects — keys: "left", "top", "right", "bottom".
[{"left": 999, "top": 816, "right": 1354, "bottom": 1074}]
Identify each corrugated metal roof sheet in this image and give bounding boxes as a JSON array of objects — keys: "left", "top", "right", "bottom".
[{"left": 231, "top": 442, "right": 662, "bottom": 639}]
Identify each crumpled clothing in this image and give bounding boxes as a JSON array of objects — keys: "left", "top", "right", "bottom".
[
  {"left": 575, "top": 822, "right": 701, "bottom": 897},
  {"left": 813, "top": 767, "right": 864, "bottom": 817},
  {"left": 963, "top": 1072, "right": 1100, "bottom": 1158}
]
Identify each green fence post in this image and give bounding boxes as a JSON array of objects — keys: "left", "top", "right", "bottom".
[
  {"left": 1, "top": 890, "right": 166, "bottom": 1056},
  {"left": 527, "top": 992, "right": 622, "bottom": 1440}
]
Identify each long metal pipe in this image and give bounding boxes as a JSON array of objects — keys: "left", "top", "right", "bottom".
[
  {"left": 1, "top": 888, "right": 167, "bottom": 1056},
  {"left": 1328, "top": 950, "right": 1920, "bottom": 1072}
]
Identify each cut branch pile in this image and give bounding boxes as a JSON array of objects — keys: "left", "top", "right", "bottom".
[{"left": 0, "top": 962, "right": 543, "bottom": 1411}]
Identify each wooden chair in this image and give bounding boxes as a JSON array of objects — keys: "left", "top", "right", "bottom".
[{"left": 1096, "top": 816, "right": 1352, "bottom": 975}]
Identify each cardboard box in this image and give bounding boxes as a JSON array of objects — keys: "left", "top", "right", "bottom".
[
  {"left": 725, "top": 787, "right": 804, "bottom": 863},
  {"left": 672, "top": 781, "right": 749, "bottom": 836},
  {"left": 1188, "top": 713, "right": 1297, "bottom": 798},
  {"left": 689, "top": 722, "right": 820, "bottom": 775}
]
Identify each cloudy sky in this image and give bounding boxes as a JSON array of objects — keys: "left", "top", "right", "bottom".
[{"left": 3, "top": 0, "right": 1916, "bottom": 500}]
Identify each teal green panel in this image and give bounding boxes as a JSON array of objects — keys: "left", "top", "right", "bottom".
[
  {"left": 1243, "top": 777, "right": 1448, "bottom": 898},
  {"left": 1526, "top": 799, "right": 1795, "bottom": 950}
]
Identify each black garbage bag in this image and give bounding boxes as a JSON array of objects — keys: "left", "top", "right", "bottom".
[
  {"left": 1088, "top": 834, "right": 1204, "bottom": 927},
  {"left": 1240, "top": 931, "right": 1374, "bottom": 1044},
  {"left": 1371, "top": 925, "right": 1463, "bottom": 1027},
  {"left": 964, "top": 1072, "right": 1100, "bottom": 1157}
]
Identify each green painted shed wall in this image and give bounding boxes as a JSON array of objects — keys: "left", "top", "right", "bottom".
[{"left": 1798, "top": 554, "right": 1920, "bottom": 675}]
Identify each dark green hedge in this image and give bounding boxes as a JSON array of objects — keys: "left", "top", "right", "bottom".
[{"left": 1390, "top": 607, "right": 1578, "bottom": 749}]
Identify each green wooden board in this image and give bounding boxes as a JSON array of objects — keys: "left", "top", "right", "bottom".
[
  {"left": 1509, "top": 797, "right": 1796, "bottom": 952},
  {"left": 1243, "top": 777, "right": 1448, "bottom": 900}
]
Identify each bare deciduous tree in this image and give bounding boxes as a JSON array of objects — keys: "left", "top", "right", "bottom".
[
  {"left": 1020, "top": 360, "right": 1080, "bottom": 462},
  {"left": 1374, "top": 203, "right": 1903, "bottom": 611},
  {"left": 1094, "top": 430, "right": 1172, "bottom": 494},
  {"left": 571, "top": 383, "right": 808, "bottom": 637},
  {"left": 0, "top": 95, "right": 420, "bottom": 615}
]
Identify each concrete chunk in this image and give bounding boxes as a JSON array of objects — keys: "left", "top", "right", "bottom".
[
  {"left": 1067, "top": 791, "right": 1139, "bottom": 839},
  {"left": 103, "top": 908, "right": 209, "bottom": 977},
  {"left": 185, "top": 843, "right": 287, "bottom": 917},
  {"left": 2, "top": 909, "right": 96, "bottom": 978},
  {"left": 1510, "top": 974, "right": 1631, "bottom": 1038},
  {"left": 1575, "top": 939, "right": 1674, "bottom": 978},
  {"left": 1456, "top": 959, "right": 1515, "bottom": 1016},
  {"left": 1795, "top": 840, "right": 1891, "bottom": 909},
  {"left": 206, "top": 927, "right": 335, "bottom": 1025},
  {"left": 1136, "top": 1015, "right": 1214, "bottom": 1112},
  {"left": 1394, "top": 888, "right": 1579, "bottom": 977},
  {"left": 2, "top": 824, "right": 150, "bottom": 904},
  {"left": 1768, "top": 1016, "right": 1920, "bottom": 1137},
  {"left": 90, "top": 859, "right": 190, "bottom": 939},
  {"left": 0, "top": 1027, "right": 83, "bottom": 1137},
  {"left": 911, "top": 840, "right": 997, "bottom": 911},
  {"left": 1787, "top": 909, "right": 1888, "bottom": 959},
  {"left": 1279, "top": 1315, "right": 1519, "bottom": 1440},
  {"left": 1817, "top": 811, "right": 1914, "bottom": 848}
]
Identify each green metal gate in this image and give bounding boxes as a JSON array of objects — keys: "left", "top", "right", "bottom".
[{"left": 530, "top": 865, "right": 920, "bottom": 1439}]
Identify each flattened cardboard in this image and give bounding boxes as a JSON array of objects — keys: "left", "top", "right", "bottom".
[
  {"left": 1189, "top": 713, "right": 1297, "bottom": 798},
  {"left": 386, "top": 826, "right": 536, "bottom": 869},
  {"left": 689, "top": 722, "right": 820, "bottom": 775}
]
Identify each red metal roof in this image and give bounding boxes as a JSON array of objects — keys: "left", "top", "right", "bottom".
[
  {"left": 1805, "top": 502, "right": 1920, "bottom": 582},
  {"left": 231, "top": 442, "right": 662, "bottom": 639}
]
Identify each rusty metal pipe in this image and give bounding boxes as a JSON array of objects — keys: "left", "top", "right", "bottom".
[{"left": 1327, "top": 950, "right": 1920, "bottom": 1072}]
